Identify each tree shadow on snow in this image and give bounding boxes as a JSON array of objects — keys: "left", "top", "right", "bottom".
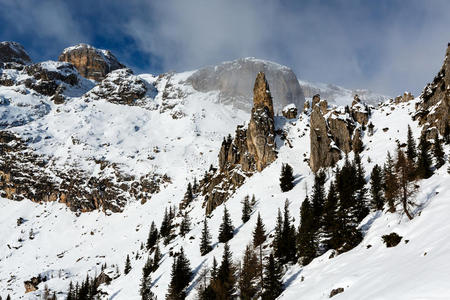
[
  {"left": 186, "top": 258, "right": 208, "bottom": 295},
  {"left": 283, "top": 269, "right": 302, "bottom": 289}
]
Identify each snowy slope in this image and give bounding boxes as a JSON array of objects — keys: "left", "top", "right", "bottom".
[{"left": 0, "top": 62, "right": 449, "bottom": 300}]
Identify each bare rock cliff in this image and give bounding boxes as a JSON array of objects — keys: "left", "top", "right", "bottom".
[
  {"left": 201, "top": 72, "right": 277, "bottom": 214},
  {"left": 58, "top": 43, "right": 125, "bottom": 81},
  {"left": 415, "top": 43, "right": 450, "bottom": 140}
]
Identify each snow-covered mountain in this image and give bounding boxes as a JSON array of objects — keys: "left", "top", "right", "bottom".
[
  {"left": 299, "top": 79, "right": 390, "bottom": 107},
  {"left": 0, "top": 41, "right": 449, "bottom": 300}
]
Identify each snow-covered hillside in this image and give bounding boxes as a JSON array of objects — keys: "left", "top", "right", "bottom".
[{"left": 0, "top": 46, "right": 449, "bottom": 300}]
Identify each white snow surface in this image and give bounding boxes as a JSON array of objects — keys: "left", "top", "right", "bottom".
[{"left": 0, "top": 67, "right": 449, "bottom": 300}]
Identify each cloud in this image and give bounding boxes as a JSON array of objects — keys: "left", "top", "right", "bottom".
[
  {"left": 124, "top": 0, "right": 450, "bottom": 96},
  {"left": 0, "top": 0, "right": 87, "bottom": 60},
  {"left": 1, "top": 0, "right": 449, "bottom": 96}
]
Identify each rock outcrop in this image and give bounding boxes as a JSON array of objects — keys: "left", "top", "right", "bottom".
[
  {"left": 187, "top": 57, "right": 305, "bottom": 113},
  {"left": 201, "top": 72, "right": 277, "bottom": 214},
  {"left": 282, "top": 104, "right": 298, "bottom": 119},
  {"left": 309, "top": 95, "right": 370, "bottom": 172},
  {"left": 58, "top": 43, "right": 125, "bottom": 81},
  {"left": 0, "top": 41, "right": 31, "bottom": 64},
  {"left": 84, "top": 68, "right": 148, "bottom": 105},
  {"left": 415, "top": 43, "right": 450, "bottom": 140},
  {"left": 0, "top": 131, "right": 170, "bottom": 212}
]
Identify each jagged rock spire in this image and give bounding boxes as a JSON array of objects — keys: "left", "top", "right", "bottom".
[{"left": 253, "top": 72, "right": 274, "bottom": 119}]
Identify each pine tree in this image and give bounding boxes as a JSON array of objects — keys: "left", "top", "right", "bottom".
[
  {"left": 279, "top": 163, "right": 295, "bottom": 192},
  {"left": 262, "top": 254, "right": 283, "bottom": 300},
  {"left": 140, "top": 259, "right": 156, "bottom": 300},
  {"left": 273, "top": 209, "right": 283, "bottom": 261},
  {"left": 146, "top": 221, "right": 159, "bottom": 250},
  {"left": 181, "top": 182, "right": 194, "bottom": 209},
  {"left": 124, "top": 254, "right": 132, "bottom": 275},
  {"left": 193, "top": 177, "right": 199, "bottom": 193},
  {"left": 406, "top": 125, "right": 417, "bottom": 161},
  {"left": 253, "top": 213, "right": 266, "bottom": 248},
  {"left": 67, "top": 281, "right": 74, "bottom": 300},
  {"left": 416, "top": 133, "right": 433, "bottom": 179},
  {"left": 250, "top": 194, "right": 257, "bottom": 208},
  {"left": 218, "top": 206, "right": 234, "bottom": 243},
  {"left": 152, "top": 245, "right": 161, "bottom": 271},
  {"left": 274, "top": 200, "right": 296, "bottom": 264},
  {"left": 200, "top": 217, "right": 213, "bottom": 256},
  {"left": 434, "top": 135, "right": 445, "bottom": 169},
  {"left": 282, "top": 200, "right": 296, "bottom": 263},
  {"left": 212, "top": 243, "right": 236, "bottom": 300},
  {"left": 180, "top": 211, "right": 191, "bottom": 237},
  {"left": 160, "top": 208, "right": 172, "bottom": 237},
  {"left": 142, "top": 256, "right": 153, "bottom": 279},
  {"left": 353, "top": 129, "right": 363, "bottom": 154},
  {"left": 241, "top": 195, "right": 252, "bottom": 223},
  {"left": 395, "top": 148, "right": 416, "bottom": 220},
  {"left": 297, "top": 196, "right": 317, "bottom": 265},
  {"left": 253, "top": 212, "right": 266, "bottom": 295},
  {"left": 239, "top": 245, "right": 259, "bottom": 300},
  {"left": 334, "top": 158, "right": 363, "bottom": 252},
  {"left": 354, "top": 152, "right": 369, "bottom": 222},
  {"left": 311, "top": 170, "right": 326, "bottom": 227},
  {"left": 370, "top": 164, "right": 385, "bottom": 210},
  {"left": 383, "top": 151, "right": 398, "bottom": 212},
  {"left": 322, "top": 182, "right": 338, "bottom": 251},
  {"left": 211, "top": 257, "right": 219, "bottom": 280},
  {"left": 167, "top": 247, "right": 192, "bottom": 300}
]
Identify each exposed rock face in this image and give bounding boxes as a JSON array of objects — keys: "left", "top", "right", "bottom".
[
  {"left": 24, "top": 276, "right": 43, "bottom": 293},
  {"left": 351, "top": 95, "right": 370, "bottom": 125},
  {"left": 0, "top": 59, "right": 91, "bottom": 105},
  {"left": 201, "top": 72, "right": 277, "bottom": 214},
  {"left": 23, "top": 61, "right": 79, "bottom": 97},
  {"left": 187, "top": 57, "right": 305, "bottom": 113},
  {"left": 247, "top": 72, "right": 277, "bottom": 171},
  {"left": 282, "top": 104, "right": 298, "bottom": 119},
  {"left": 0, "top": 41, "right": 31, "bottom": 64},
  {"left": 84, "top": 68, "right": 148, "bottom": 105},
  {"left": 0, "top": 131, "right": 170, "bottom": 212},
  {"left": 310, "top": 101, "right": 341, "bottom": 173},
  {"left": 394, "top": 92, "right": 414, "bottom": 104},
  {"left": 415, "top": 43, "right": 450, "bottom": 139},
  {"left": 309, "top": 94, "right": 370, "bottom": 172},
  {"left": 58, "top": 43, "right": 125, "bottom": 81}
]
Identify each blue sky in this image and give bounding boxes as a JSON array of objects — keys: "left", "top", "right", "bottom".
[{"left": 1, "top": 0, "right": 449, "bottom": 96}]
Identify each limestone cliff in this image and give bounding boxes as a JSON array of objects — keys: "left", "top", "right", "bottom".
[
  {"left": 309, "top": 95, "right": 370, "bottom": 172},
  {"left": 58, "top": 44, "right": 125, "bottom": 81},
  {"left": 415, "top": 43, "right": 450, "bottom": 140},
  {"left": 201, "top": 72, "right": 277, "bottom": 214}
]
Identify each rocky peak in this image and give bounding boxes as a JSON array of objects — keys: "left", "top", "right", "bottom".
[
  {"left": 84, "top": 68, "right": 148, "bottom": 105},
  {"left": 0, "top": 41, "right": 31, "bottom": 65},
  {"left": 415, "top": 43, "right": 450, "bottom": 140},
  {"left": 58, "top": 43, "right": 125, "bottom": 81},
  {"left": 252, "top": 72, "right": 275, "bottom": 118},
  {"left": 187, "top": 57, "right": 305, "bottom": 113},
  {"left": 200, "top": 72, "right": 278, "bottom": 214},
  {"left": 309, "top": 94, "right": 370, "bottom": 172}
]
